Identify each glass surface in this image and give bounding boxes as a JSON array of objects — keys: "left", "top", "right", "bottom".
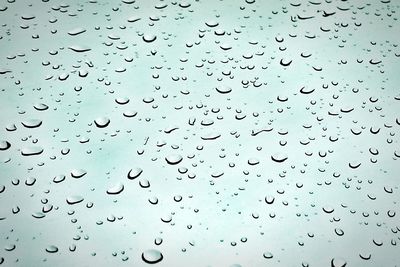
[{"left": 0, "top": 0, "right": 399, "bottom": 266}]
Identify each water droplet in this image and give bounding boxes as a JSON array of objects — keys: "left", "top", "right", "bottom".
[
  {"left": 148, "top": 196, "right": 159, "bottom": 205},
  {"left": 139, "top": 179, "right": 150, "bottom": 188},
  {"left": 143, "top": 34, "right": 156, "bottom": 43},
  {"left": 271, "top": 153, "right": 288, "bottom": 163},
  {"left": 71, "top": 169, "right": 87, "bottom": 178},
  {"left": 25, "top": 177, "right": 36, "bottom": 186},
  {"left": 248, "top": 158, "right": 260, "bottom": 165},
  {"left": 323, "top": 206, "right": 334, "bottom": 214},
  {"left": 141, "top": 249, "right": 163, "bottom": 264},
  {"left": 127, "top": 16, "right": 141, "bottom": 23},
  {"left": 66, "top": 195, "right": 84, "bottom": 205},
  {"left": 21, "top": 146, "right": 43, "bottom": 156},
  {"left": 201, "top": 132, "right": 221, "bottom": 140},
  {"left": 68, "top": 28, "right": 86, "bottom": 36},
  {"left": 127, "top": 168, "right": 143, "bottom": 179},
  {"left": 165, "top": 154, "right": 183, "bottom": 165},
  {"left": 32, "top": 212, "right": 45, "bottom": 219},
  {"left": 33, "top": 103, "right": 49, "bottom": 111},
  {"left": 21, "top": 119, "right": 42, "bottom": 128},
  {"left": 331, "top": 258, "right": 347, "bottom": 267},
  {"left": 0, "top": 141, "right": 11, "bottom": 151},
  {"left": 263, "top": 252, "right": 273, "bottom": 259},
  {"left": 53, "top": 175, "right": 66, "bottom": 183},
  {"left": 68, "top": 45, "right": 91, "bottom": 53},
  {"left": 46, "top": 245, "right": 59, "bottom": 253},
  {"left": 334, "top": 228, "right": 344, "bottom": 236},
  {"left": 123, "top": 110, "right": 138, "bottom": 118},
  {"left": 94, "top": 117, "right": 110, "bottom": 128},
  {"left": 154, "top": 237, "right": 163, "bottom": 245},
  {"left": 215, "top": 85, "right": 232, "bottom": 94},
  {"left": 205, "top": 20, "right": 219, "bottom": 27},
  {"left": 106, "top": 183, "right": 124, "bottom": 195}
]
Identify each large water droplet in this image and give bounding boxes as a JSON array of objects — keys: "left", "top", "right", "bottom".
[
  {"left": 271, "top": 153, "right": 288, "bottom": 163},
  {"left": 66, "top": 195, "right": 84, "bottom": 205},
  {"left": 141, "top": 249, "right": 163, "bottom": 264},
  {"left": 143, "top": 34, "right": 156, "bottom": 43},
  {"left": 46, "top": 245, "right": 59, "bottom": 253},
  {"left": 331, "top": 258, "right": 347, "bottom": 267},
  {"left": 71, "top": 169, "right": 87, "bottom": 178},
  {"left": 21, "top": 146, "right": 43, "bottom": 156},
  {"left": 127, "top": 168, "right": 143, "bottom": 179},
  {"left": 94, "top": 117, "right": 110, "bottom": 128},
  {"left": 165, "top": 154, "right": 183, "bottom": 165},
  {"left": 0, "top": 141, "right": 11, "bottom": 151},
  {"left": 106, "top": 183, "right": 124, "bottom": 195},
  {"left": 68, "top": 28, "right": 86, "bottom": 36},
  {"left": 21, "top": 119, "right": 42, "bottom": 128},
  {"left": 215, "top": 85, "right": 232, "bottom": 94}
]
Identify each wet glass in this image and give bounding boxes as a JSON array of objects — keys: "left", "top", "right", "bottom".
[{"left": 0, "top": 0, "right": 399, "bottom": 266}]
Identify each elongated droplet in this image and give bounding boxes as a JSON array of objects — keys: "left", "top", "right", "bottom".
[
  {"left": 106, "top": 183, "right": 124, "bottom": 195},
  {"left": 66, "top": 195, "right": 84, "bottom": 205}
]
